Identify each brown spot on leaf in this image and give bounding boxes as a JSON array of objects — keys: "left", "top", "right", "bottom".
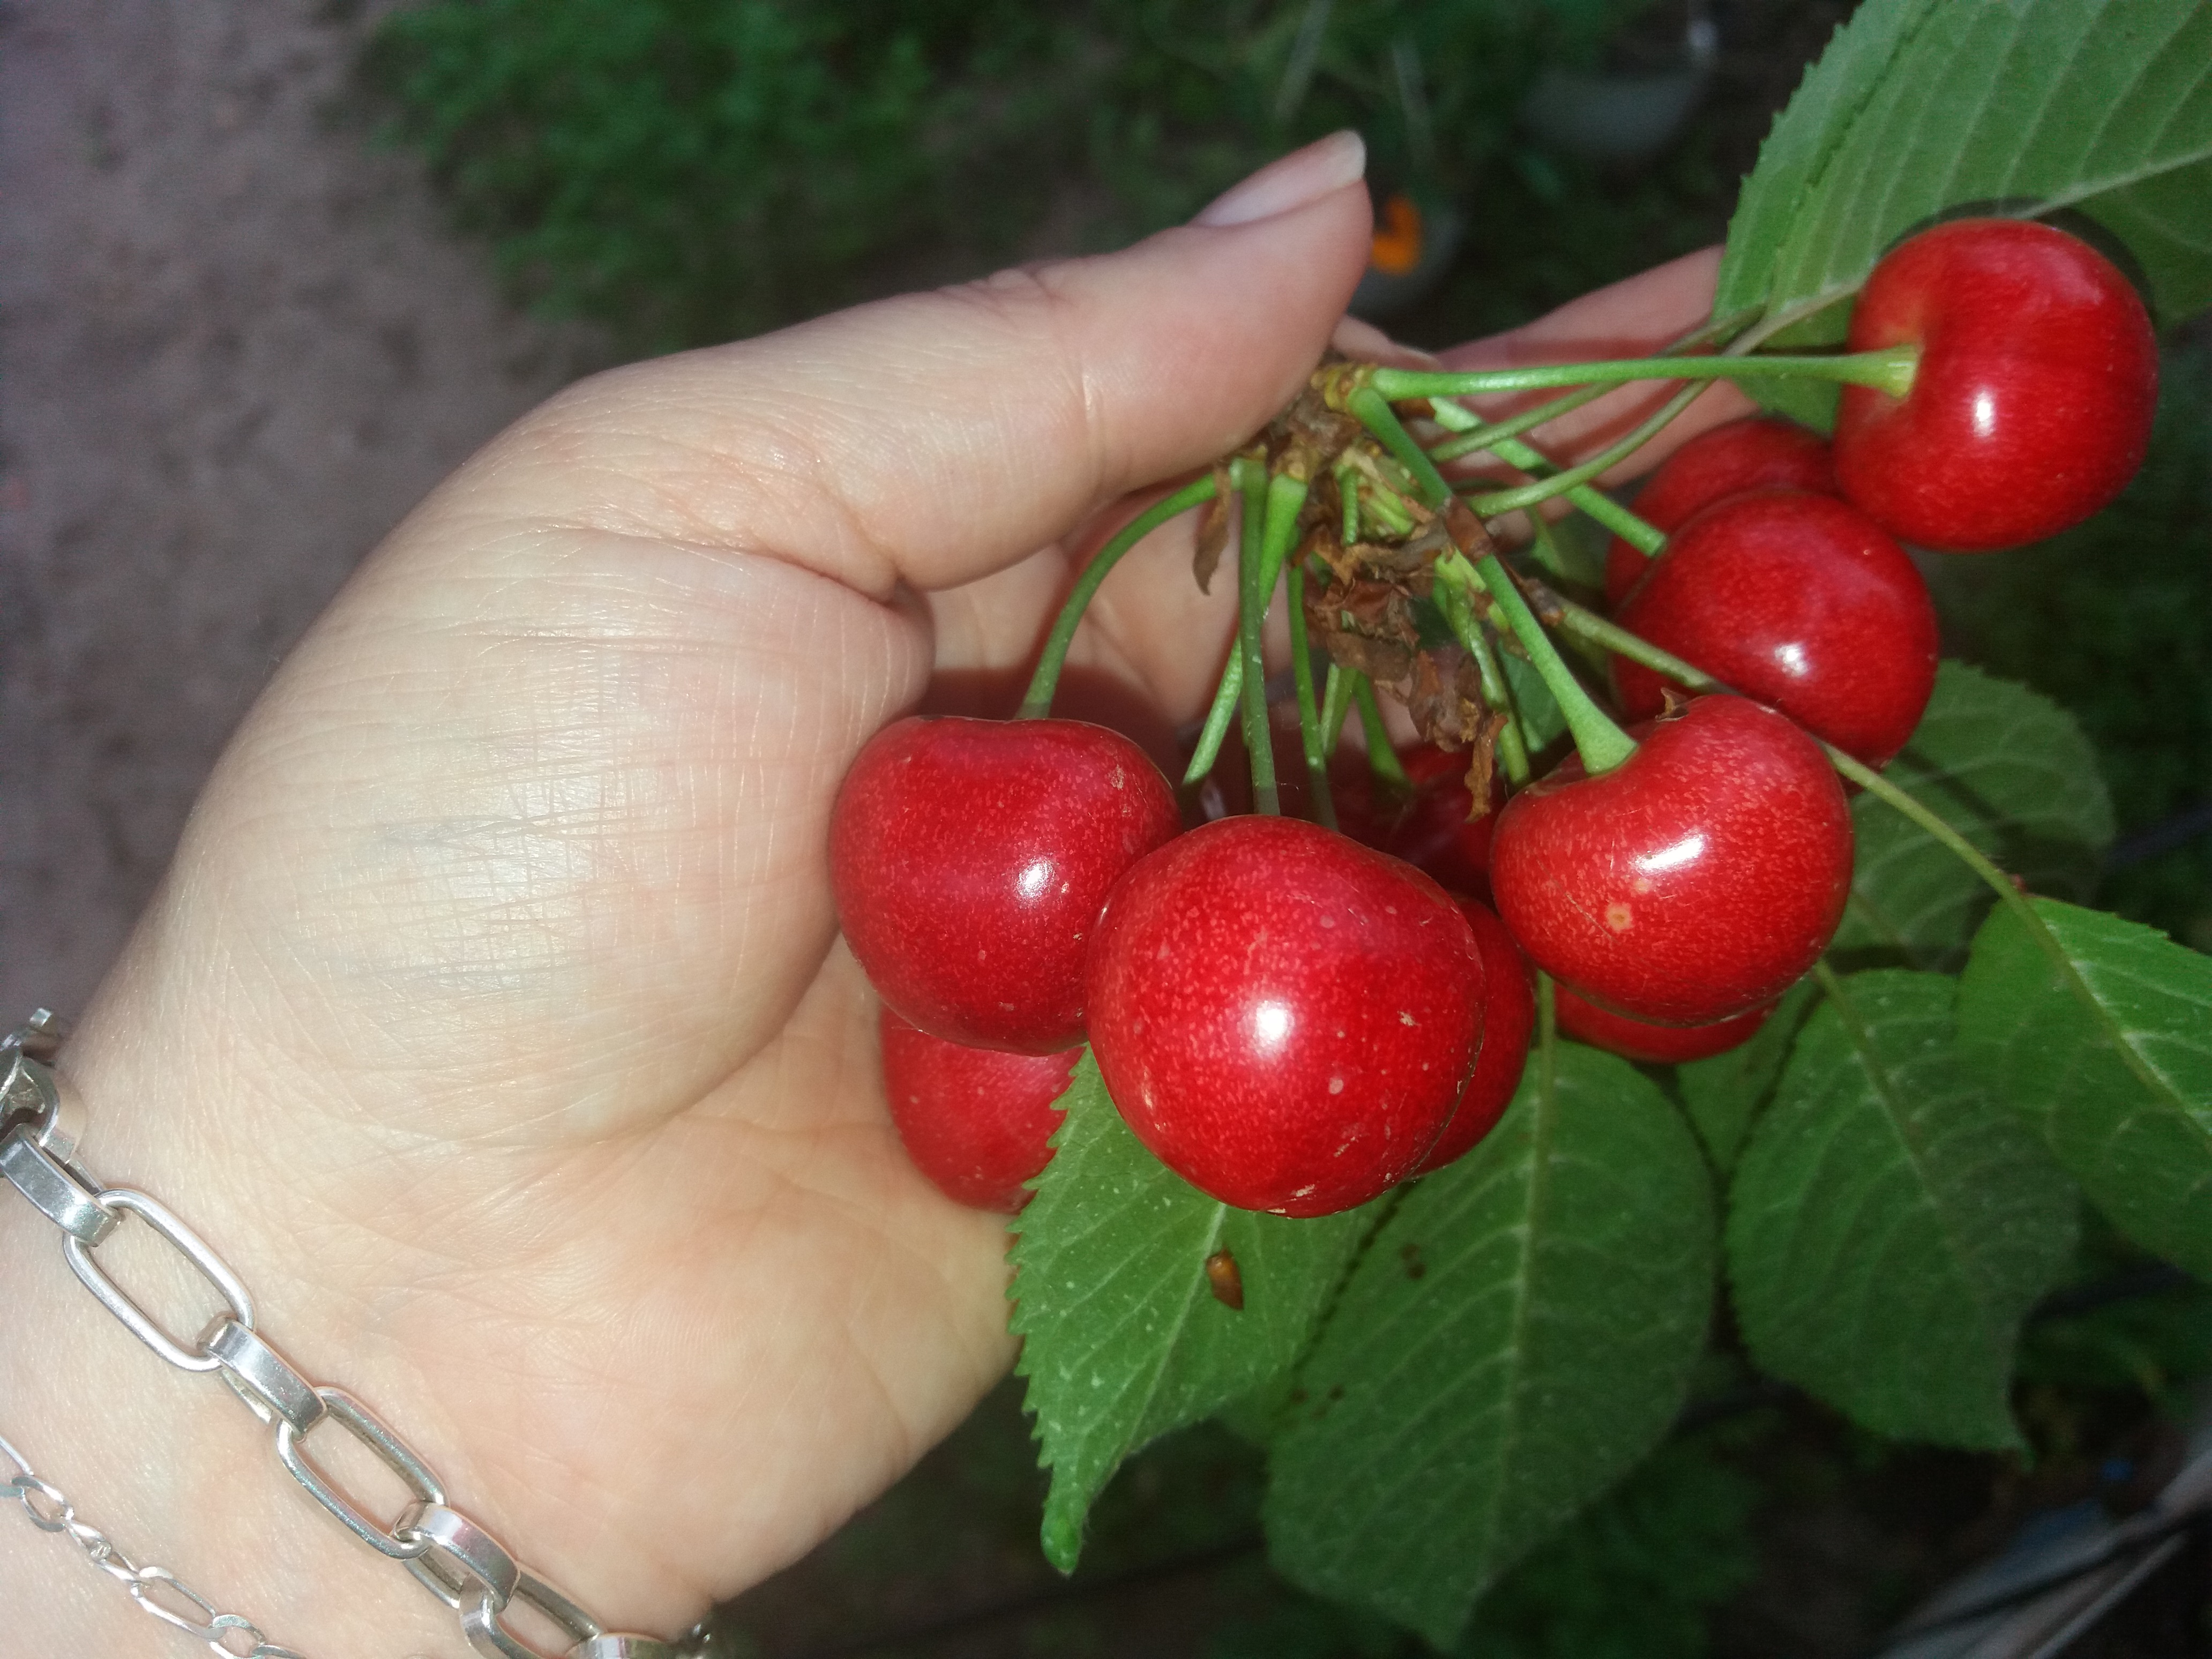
[
  {"left": 1205, "top": 1247, "right": 1245, "bottom": 1310},
  {"left": 1400, "top": 1242, "right": 1428, "bottom": 1281}
]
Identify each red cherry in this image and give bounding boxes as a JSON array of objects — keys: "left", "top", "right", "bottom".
[
  {"left": 1834, "top": 218, "right": 2158, "bottom": 552},
  {"left": 831, "top": 716, "right": 1180, "bottom": 1053},
  {"left": 1606, "top": 415, "right": 1836, "bottom": 605},
  {"left": 1334, "top": 744, "right": 1500, "bottom": 898},
  {"left": 878, "top": 1007, "right": 1074, "bottom": 1214},
  {"left": 1415, "top": 897, "right": 1534, "bottom": 1173},
  {"left": 1489, "top": 696, "right": 1852, "bottom": 1026},
  {"left": 1610, "top": 490, "right": 1940, "bottom": 768},
  {"left": 1085, "top": 816, "right": 1486, "bottom": 1217},
  {"left": 1553, "top": 983, "right": 1775, "bottom": 1065}
]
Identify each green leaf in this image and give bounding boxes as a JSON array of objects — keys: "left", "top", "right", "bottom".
[
  {"left": 1675, "top": 979, "right": 1819, "bottom": 1176},
  {"left": 1830, "top": 661, "right": 2113, "bottom": 973},
  {"left": 1957, "top": 897, "right": 2212, "bottom": 1279},
  {"left": 1717, "top": 0, "right": 2212, "bottom": 424},
  {"left": 1007, "top": 1054, "right": 1364, "bottom": 1572},
  {"left": 1263, "top": 1042, "right": 1714, "bottom": 1647},
  {"left": 1454, "top": 1436, "right": 1761, "bottom": 1659},
  {"left": 1727, "top": 971, "right": 2078, "bottom": 1449}
]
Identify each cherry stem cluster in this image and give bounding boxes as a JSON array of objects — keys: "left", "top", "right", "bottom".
[{"left": 1347, "top": 383, "right": 1638, "bottom": 779}]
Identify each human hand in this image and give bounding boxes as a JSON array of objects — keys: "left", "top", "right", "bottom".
[{"left": 2, "top": 131, "right": 1734, "bottom": 1657}]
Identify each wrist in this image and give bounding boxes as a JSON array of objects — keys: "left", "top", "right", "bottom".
[
  {"left": 0, "top": 1014, "right": 707, "bottom": 1658},
  {"left": 0, "top": 1068, "right": 474, "bottom": 1658}
]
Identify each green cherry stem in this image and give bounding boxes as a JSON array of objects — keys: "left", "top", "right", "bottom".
[
  {"left": 1445, "top": 552, "right": 1636, "bottom": 775},
  {"left": 1423, "top": 303, "right": 1762, "bottom": 465},
  {"left": 1825, "top": 745, "right": 2129, "bottom": 1025},
  {"left": 1820, "top": 745, "right": 2025, "bottom": 918},
  {"left": 1236, "top": 466, "right": 1312, "bottom": 817},
  {"left": 1371, "top": 345, "right": 1919, "bottom": 403},
  {"left": 1546, "top": 593, "right": 1722, "bottom": 693},
  {"left": 1236, "top": 460, "right": 1279, "bottom": 814},
  {"left": 1286, "top": 563, "right": 1336, "bottom": 828},
  {"left": 1563, "top": 476, "right": 1666, "bottom": 556},
  {"left": 1187, "top": 460, "right": 1319, "bottom": 795},
  {"left": 1352, "top": 676, "right": 1409, "bottom": 791},
  {"left": 1183, "top": 657, "right": 1243, "bottom": 787},
  {"left": 1811, "top": 957, "right": 1848, "bottom": 1005},
  {"left": 1465, "top": 383, "right": 1704, "bottom": 519},
  {"left": 1018, "top": 473, "right": 1219, "bottom": 719},
  {"left": 1537, "top": 972, "right": 1557, "bottom": 1075},
  {"left": 1319, "top": 659, "right": 1354, "bottom": 760},
  {"left": 1425, "top": 390, "right": 1664, "bottom": 553}
]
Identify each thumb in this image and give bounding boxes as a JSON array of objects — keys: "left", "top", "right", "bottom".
[{"left": 419, "top": 131, "right": 1374, "bottom": 600}]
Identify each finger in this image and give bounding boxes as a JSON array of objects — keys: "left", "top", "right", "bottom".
[{"left": 425, "top": 133, "right": 1374, "bottom": 604}]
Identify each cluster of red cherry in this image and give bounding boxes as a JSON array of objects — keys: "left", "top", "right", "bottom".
[{"left": 831, "top": 218, "right": 2159, "bottom": 1221}]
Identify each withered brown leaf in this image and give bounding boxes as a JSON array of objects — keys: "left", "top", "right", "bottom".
[{"left": 1403, "top": 645, "right": 1490, "bottom": 751}]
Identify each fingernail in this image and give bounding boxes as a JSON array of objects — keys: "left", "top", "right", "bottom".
[{"left": 1193, "top": 131, "right": 1366, "bottom": 228}]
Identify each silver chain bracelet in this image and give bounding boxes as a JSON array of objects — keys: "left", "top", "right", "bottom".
[{"left": 0, "top": 1010, "right": 713, "bottom": 1659}]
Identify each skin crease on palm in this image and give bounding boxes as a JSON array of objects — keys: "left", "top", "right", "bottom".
[{"left": 0, "top": 132, "right": 1754, "bottom": 1655}]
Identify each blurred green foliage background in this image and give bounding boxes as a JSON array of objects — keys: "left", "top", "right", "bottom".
[
  {"left": 363, "top": 3, "right": 2210, "bottom": 1651},
  {"left": 365, "top": 0, "right": 1663, "bottom": 351}
]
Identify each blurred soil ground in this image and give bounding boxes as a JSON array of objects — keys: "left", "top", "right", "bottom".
[{"left": 0, "top": 0, "right": 606, "bottom": 1018}]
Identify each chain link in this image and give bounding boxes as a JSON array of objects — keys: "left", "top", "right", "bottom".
[
  {"left": 0, "top": 1012, "right": 707, "bottom": 1659},
  {"left": 3, "top": 1430, "right": 310, "bottom": 1658}
]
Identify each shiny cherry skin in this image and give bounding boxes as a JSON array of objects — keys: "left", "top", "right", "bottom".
[
  {"left": 878, "top": 1007, "right": 1075, "bottom": 1214},
  {"left": 831, "top": 715, "right": 1180, "bottom": 1053},
  {"left": 1334, "top": 744, "right": 1501, "bottom": 899},
  {"left": 1835, "top": 218, "right": 2158, "bottom": 552},
  {"left": 1554, "top": 983, "right": 1775, "bottom": 1065},
  {"left": 1606, "top": 415, "right": 1836, "bottom": 605},
  {"left": 1489, "top": 696, "right": 1852, "bottom": 1026},
  {"left": 1415, "top": 896, "right": 1534, "bottom": 1174},
  {"left": 1611, "top": 489, "right": 1940, "bottom": 768},
  {"left": 1085, "top": 816, "right": 1486, "bottom": 1217}
]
